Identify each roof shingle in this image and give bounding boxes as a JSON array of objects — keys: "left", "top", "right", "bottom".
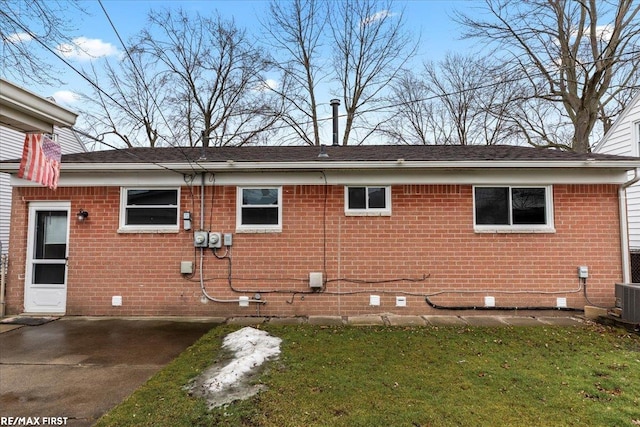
[{"left": 37, "top": 144, "right": 640, "bottom": 164}]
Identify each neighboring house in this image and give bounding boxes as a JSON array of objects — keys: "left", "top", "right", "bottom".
[
  {"left": 0, "top": 144, "right": 638, "bottom": 317},
  {"left": 593, "top": 91, "right": 640, "bottom": 282},
  {"left": 0, "top": 78, "right": 83, "bottom": 255}
]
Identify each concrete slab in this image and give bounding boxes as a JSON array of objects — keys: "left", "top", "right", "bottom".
[
  {"left": 227, "top": 317, "right": 267, "bottom": 325},
  {"left": 499, "top": 316, "right": 545, "bottom": 326},
  {"left": 537, "top": 316, "right": 585, "bottom": 326},
  {"left": 584, "top": 306, "right": 608, "bottom": 320},
  {"left": 386, "top": 315, "right": 427, "bottom": 326},
  {"left": 423, "top": 315, "right": 468, "bottom": 326},
  {"left": 308, "top": 316, "right": 344, "bottom": 326},
  {"left": 0, "top": 324, "right": 24, "bottom": 333},
  {"left": 0, "top": 317, "right": 217, "bottom": 427},
  {"left": 461, "top": 316, "right": 508, "bottom": 327},
  {"left": 268, "top": 317, "right": 307, "bottom": 326},
  {"left": 347, "top": 315, "right": 385, "bottom": 326}
]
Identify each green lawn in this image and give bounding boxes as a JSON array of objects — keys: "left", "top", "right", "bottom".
[{"left": 95, "top": 323, "right": 640, "bottom": 427}]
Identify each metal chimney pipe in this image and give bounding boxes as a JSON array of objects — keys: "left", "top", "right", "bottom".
[{"left": 330, "top": 99, "right": 340, "bottom": 146}]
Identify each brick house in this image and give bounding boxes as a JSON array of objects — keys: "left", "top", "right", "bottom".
[{"left": 1, "top": 144, "right": 638, "bottom": 317}]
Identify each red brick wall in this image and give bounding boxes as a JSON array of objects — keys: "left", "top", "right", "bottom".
[{"left": 6, "top": 183, "right": 621, "bottom": 317}]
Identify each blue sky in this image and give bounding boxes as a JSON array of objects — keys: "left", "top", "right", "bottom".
[{"left": 30, "top": 0, "right": 474, "bottom": 108}]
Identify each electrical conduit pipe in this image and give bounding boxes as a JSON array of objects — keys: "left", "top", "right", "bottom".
[{"left": 196, "top": 172, "right": 263, "bottom": 305}]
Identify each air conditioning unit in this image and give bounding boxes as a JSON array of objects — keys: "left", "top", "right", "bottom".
[{"left": 615, "top": 283, "right": 640, "bottom": 323}]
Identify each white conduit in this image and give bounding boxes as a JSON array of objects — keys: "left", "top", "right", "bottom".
[
  {"left": 1, "top": 253, "right": 7, "bottom": 317},
  {"left": 197, "top": 172, "right": 262, "bottom": 305}
]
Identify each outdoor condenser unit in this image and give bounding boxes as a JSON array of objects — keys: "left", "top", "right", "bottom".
[{"left": 615, "top": 283, "right": 640, "bottom": 323}]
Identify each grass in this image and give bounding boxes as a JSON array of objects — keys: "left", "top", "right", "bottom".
[{"left": 95, "top": 322, "right": 640, "bottom": 427}]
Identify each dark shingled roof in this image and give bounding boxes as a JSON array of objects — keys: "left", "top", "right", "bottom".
[
  {"left": 1, "top": 144, "right": 636, "bottom": 166},
  {"left": 41, "top": 144, "right": 639, "bottom": 164}
]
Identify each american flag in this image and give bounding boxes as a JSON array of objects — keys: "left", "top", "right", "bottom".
[{"left": 17, "top": 133, "right": 62, "bottom": 190}]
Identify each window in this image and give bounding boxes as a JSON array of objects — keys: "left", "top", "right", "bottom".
[
  {"left": 345, "top": 186, "right": 391, "bottom": 216},
  {"left": 474, "top": 186, "right": 554, "bottom": 232},
  {"left": 237, "top": 187, "right": 282, "bottom": 232},
  {"left": 119, "top": 188, "right": 179, "bottom": 232}
]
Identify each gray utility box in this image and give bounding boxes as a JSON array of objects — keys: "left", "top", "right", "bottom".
[{"left": 615, "top": 283, "right": 640, "bottom": 323}]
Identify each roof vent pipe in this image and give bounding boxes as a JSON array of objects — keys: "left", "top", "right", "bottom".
[
  {"left": 318, "top": 144, "right": 329, "bottom": 158},
  {"left": 330, "top": 99, "right": 340, "bottom": 146}
]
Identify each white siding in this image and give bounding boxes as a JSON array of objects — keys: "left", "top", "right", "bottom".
[
  {"left": 595, "top": 92, "right": 640, "bottom": 157},
  {"left": 628, "top": 184, "right": 640, "bottom": 250},
  {"left": 0, "top": 127, "right": 24, "bottom": 255},
  {"left": 0, "top": 173, "right": 9, "bottom": 254},
  {"left": 0, "top": 126, "right": 85, "bottom": 254},
  {"left": 595, "top": 91, "right": 640, "bottom": 250}
]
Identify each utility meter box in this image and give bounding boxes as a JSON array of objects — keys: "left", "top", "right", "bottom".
[
  {"left": 209, "top": 232, "right": 222, "bottom": 248},
  {"left": 309, "top": 272, "right": 323, "bottom": 289},
  {"left": 180, "top": 261, "right": 193, "bottom": 274},
  {"left": 578, "top": 266, "right": 589, "bottom": 279},
  {"left": 194, "top": 231, "right": 208, "bottom": 248}
]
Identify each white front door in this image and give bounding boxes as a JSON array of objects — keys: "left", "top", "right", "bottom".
[{"left": 24, "top": 202, "right": 70, "bottom": 313}]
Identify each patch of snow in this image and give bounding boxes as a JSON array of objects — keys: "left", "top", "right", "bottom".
[{"left": 188, "top": 326, "right": 282, "bottom": 408}]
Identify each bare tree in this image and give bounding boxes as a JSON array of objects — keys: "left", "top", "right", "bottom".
[
  {"left": 329, "top": 0, "right": 417, "bottom": 145},
  {"left": 381, "top": 71, "right": 433, "bottom": 145},
  {"left": 261, "top": 0, "right": 416, "bottom": 146},
  {"left": 134, "top": 8, "right": 282, "bottom": 147},
  {"left": 261, "top": 0, "right": 329, "bottom": 146},
  {"left": 455, "top": 0, "right": 640, "bottom": 153},
  {"left": 81, "top": 49, "right": 168, "bottom": 148},
  {"left": 597, "top": 59, "right": 640, "bottom": 134},
  {"left": 383, "top": 54, "right": 519, "bottom": 146},
  {"left": 422, "top": 54, "right": 498, "bottom": 145},
  {"left": 0, "top": 0, "right": 85, "bottom": 86}
]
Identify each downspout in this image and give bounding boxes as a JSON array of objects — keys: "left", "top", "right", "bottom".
[
  {"left": 1, "top": 244, "right": 6, "bottom": 318},
  {"left": 620, "top": 168, "right": 640, "bottom": 284}
]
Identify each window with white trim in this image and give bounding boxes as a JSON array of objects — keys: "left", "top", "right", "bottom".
[
  {"left": 473, "top": 186, "right": 554, "bottom": 232},
  {"left": 236, "top": 187, "right": 282, "bottom": 232},
  {"left": 345, "top": 186, "right": 391, "bottom": 216},
  {"left": 119, "top": 188, "right": 179, "bottom": 232}
]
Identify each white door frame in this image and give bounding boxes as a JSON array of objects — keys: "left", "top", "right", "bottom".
[{"left": 24, "top": 201, "right": 71, "bottom": 313}]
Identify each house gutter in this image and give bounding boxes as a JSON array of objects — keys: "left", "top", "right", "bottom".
[
  {"left": 2, "top": 160, "right": 640, "bottom": 173},
  {"left": 0, "top": 78, "right": 78, "bottom": 133},
  {"left": 619, "top": 168, "right": 640, "bottom": 284}
]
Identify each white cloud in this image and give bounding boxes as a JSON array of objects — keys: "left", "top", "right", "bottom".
[
  {"left": 51, "top": 90, "right": 81, "bottom": 105},
  {"left": 5, "top": 32, "right": 33, "bottom": 43},
  {"left": 56, "top": 37, "right": 119, "bottom": 61},
  {"left": 263, "top": 79, "right": 279, "bottom": 90},
  {"left": 568, "top": 24, "right": 614, "bottom": 43},
  {"left": 592, "top": 25, "right": 614, "bottom": 42},
  {"left": 253, "top": 78, "right": 279, "bottom": 92},
  {"left": 361, "top": 10, "right": 395, "bottom": 26}
]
